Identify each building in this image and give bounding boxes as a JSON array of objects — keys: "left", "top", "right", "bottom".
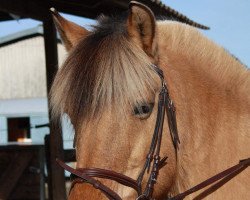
[{"left": 0, "top": 25, "right": 74, "bottom": 148}]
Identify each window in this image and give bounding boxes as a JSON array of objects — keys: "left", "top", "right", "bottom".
[{"left": 7, "top": 117, "right": 30, "bottom": 142}]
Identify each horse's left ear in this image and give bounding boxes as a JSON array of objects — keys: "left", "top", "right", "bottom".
[
  {"left": 50, "top": 8, "right": 89, "bottom": 51},
  {"left": 127, "top": 1, "right": 158, "bottom": 60}
]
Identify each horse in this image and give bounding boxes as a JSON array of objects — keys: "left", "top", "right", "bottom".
[{"left": 50, "top": 2, "right": 250, "bottom": 200}]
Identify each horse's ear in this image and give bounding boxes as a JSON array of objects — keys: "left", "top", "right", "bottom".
[
  {"left": 127, "top": 1, "right": 158, "bottom": 59},
  {"left": 50, "top": 8, "right": 89, "bottom": 51}
]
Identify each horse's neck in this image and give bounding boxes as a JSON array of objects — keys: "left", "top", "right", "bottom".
[
  {"left": 158, "top": 21, "right": 249, "bottom": 94},
  {"left": 158, "top": 22, "right": 250, "bottom": 193}
]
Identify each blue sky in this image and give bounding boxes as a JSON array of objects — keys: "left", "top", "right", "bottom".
[
  {"left": 0, "top": 0, "right": 249, "bottom": 66},
  {"left": 166, "top": 0, "right": 250, "bottom": 67}
]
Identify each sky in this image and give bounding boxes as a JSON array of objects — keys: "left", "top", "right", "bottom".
[{"left": 0, "top": 0, "right": 249, "bottom": 66}]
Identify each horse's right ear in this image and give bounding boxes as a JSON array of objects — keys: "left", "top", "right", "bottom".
[{"left": 50, "top": 8, "right": 89, "bottom": 51}]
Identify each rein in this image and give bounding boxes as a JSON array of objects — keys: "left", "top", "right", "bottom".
[
  {"left": 57, "top": 158, "right": 250, "bottom": 200},
  {"left": 56, "top": 64, "right": 250, "bottom": 199}
]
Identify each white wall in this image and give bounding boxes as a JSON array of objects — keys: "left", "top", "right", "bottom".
[
  {"left": 0, "top": 33, "right": 72, "bottom": 146},
  {"left": 0, "top": 36, "right": 67, "bottom": 99},
  {"left": 0, "top": 116, "right": 7, "bottom": 143}
]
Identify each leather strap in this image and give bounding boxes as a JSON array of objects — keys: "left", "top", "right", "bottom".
[
  {"left": 56, "top": 159, "right": 123, "bottom": 200},
  {"left": 70, "top": 168, "right": 140, "bottom": 192},
  {"left": 57, "top": 158, "right": 250, "bottom": 199},
  {"left": 169, "top": 158, "right": 250, "bottom": 200},
  {"left": 136, "top": 70, "right": 179, "bottom": 198}
]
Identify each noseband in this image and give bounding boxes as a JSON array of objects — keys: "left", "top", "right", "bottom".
[{"left": 56, "top": 64, "right": 250, "bottom": 199}]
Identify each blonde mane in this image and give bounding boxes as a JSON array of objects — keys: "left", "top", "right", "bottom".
[
  {"left": 157, "top": 21, "right": 249, "bottom": 94},
  {"left": 50, "top": 16, "right": 160, "bottom": 129}
]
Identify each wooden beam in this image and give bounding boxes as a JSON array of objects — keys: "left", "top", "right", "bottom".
[
  {"left": 0, "top": 152, "right": 33, "bottom": 199},
  {"left": 50, "top": 0, "right": 126, "bottom": 19},
  {"left": 0, "top": 0, "right": 47, "bottom": 21},
  {"left": 43, "top": 16, "right": 66, "bottom": 200},
  {"left": 44, "top": 135, "right": 53, "bottom": 200},
  {"left": 64, "top": 149, "right": 76, "bottom": 163},
  {"left": 39, "top": 146, "right": 46, "bottom": 200}
]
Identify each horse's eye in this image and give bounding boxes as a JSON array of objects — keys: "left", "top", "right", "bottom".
[{"left": 133, "top": 103, "right": 154, "bottom": 119}]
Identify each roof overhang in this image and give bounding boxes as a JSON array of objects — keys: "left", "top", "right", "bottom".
[{"left": 0, "top": 0, "right": 209, "bottom": 29}]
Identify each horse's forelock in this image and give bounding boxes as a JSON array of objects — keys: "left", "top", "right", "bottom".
[{"left": 50, "top": 16, "right": 160, "bottom": 129}]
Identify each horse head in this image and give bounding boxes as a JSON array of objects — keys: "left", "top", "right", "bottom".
[{"left": 50, "top": 2, "right": 177, "bottom": 199}]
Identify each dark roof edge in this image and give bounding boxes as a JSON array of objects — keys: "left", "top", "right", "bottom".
[
  {"left": 143, "top": 0, "right": 210, "bottom": 30},
  {"left": 0, "top": 25, "right": 61, "bottom": 47}
]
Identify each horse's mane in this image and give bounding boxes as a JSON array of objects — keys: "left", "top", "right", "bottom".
[
  {"left": 50, "top": 15, "right": 250, "bottom": 130},
  {"left": 157, "top": 21, "right": 250, "bottom": 96},
  {"left": 50, "top": 15, "right": 159, "bottom": 128}
]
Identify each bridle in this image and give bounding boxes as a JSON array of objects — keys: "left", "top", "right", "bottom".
[
  {"left": 56, "top": 64, "right": 250, "bottom": 200},
  {"left": 57, "top": 64, "right": 179, "bottom": 200}
]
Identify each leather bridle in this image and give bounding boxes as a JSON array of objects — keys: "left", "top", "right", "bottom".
[
  {"left": 57, "top": 64, "right": 179, "bottom": 200},
  {"left": 56, "top": 64, "right": 250, "bottom": 200}
]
